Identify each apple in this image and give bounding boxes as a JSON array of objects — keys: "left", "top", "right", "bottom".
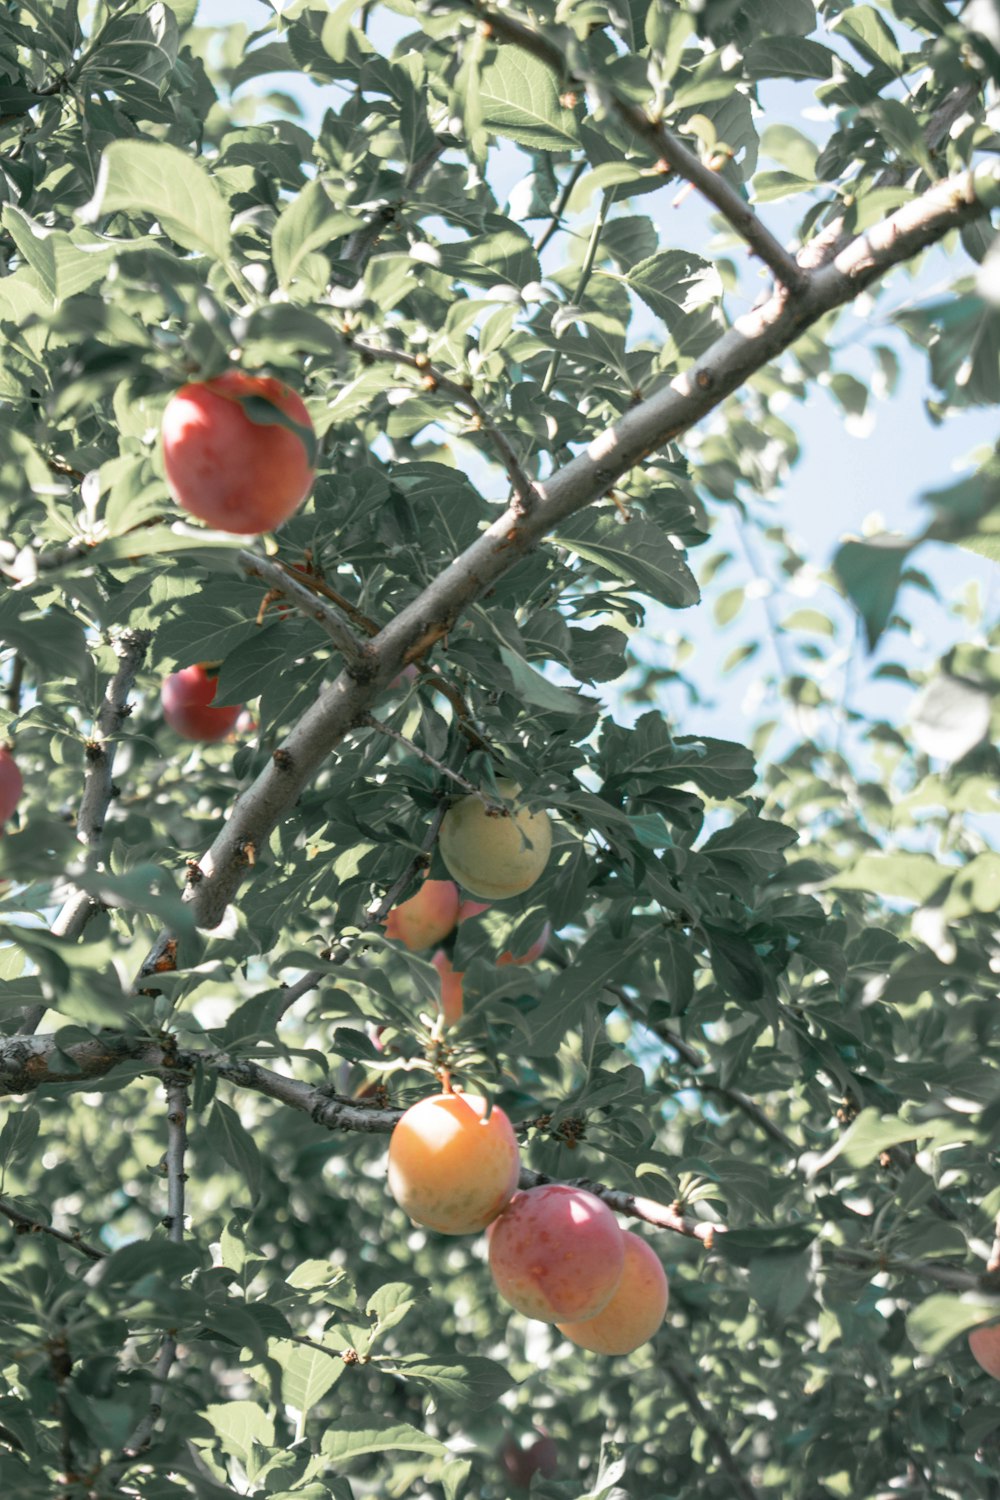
[
  {"left": 556, "top": 1229, "right": 669, "bottom": 1354},
  {"left": 431, "top": 949, "right": 464, "bottom": 1027},
  {"left": 384, "top": 878, "right": 460, "bottom": 951},
  {"left": 161, "top": 664, "right": 243, "bottom": 743},
  {"left": 969, "top": 1324, "right": 1000, "bottom": 1379},
  {"left": 488, "top": 1185, "right": 625, "bottom": 1323},
  {"left": 498, "top": 921, "right": 551, "bottom": 967},
  {"left": 387, "top": 1090, "right": 520, "bottom": 1235},
  {"left": 0, "top": 748, "right": 23, "bottom": 823},
  {"left": 500, "top": 1430, "right": 558, "bottom": 1489},
  {"left": 161, "top": 369, "right": 316, "bottom": 534},
  {"left": 439, "top": 779, "right": 552, "bottom": 900}
]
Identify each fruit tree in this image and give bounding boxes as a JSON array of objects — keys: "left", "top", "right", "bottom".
[{"left": 0, "top": 0, "right": 999, "bottom": 1495}]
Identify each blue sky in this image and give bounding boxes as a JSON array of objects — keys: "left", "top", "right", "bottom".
[{"left": 195, "top": 0, "right": 997, "bottom": 744}]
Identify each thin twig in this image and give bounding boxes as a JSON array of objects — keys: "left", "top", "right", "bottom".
[
  {"left": 101, "top": 1075, "right": 188, "bottom": 1489},
  {"left": 667, "top": 1356, "right": 761, "bottom": 1500},
  {"left": 614, "top": 989, "right": 799, "bottom": 1155},
  {"left": 0, "top": 1195, "right": 105, "bottom": 1261},
  {"left": 367, "top": 800, "right": 450, "bottom": 925},
  {"left": 21, "top": 629, "right": 152, "bottom": 1036},
  {"left": 237, "top": 551, "right": 370, "bottom": 667},
  {"left": 533, "top": 157, "right": 587, "bottom": 256},
  {"left": 461, "top": 0, "right": 805, "bottom": 292},
  {"left": 541, "top": 187, "right": 615, "bottom": 398},
  {"left": 5, "top": 654, "right": 23, "bottom": 715},
  {"left": 347, "top": 337, "right": 541, "bottom": 511},
  {"left": 360, "top": 713, "right": 505, "bottom": 810}
]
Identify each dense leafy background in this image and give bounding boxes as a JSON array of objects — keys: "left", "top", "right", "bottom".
[{"left": 0, "top": 0, "right": 999, "bottom": 1495}]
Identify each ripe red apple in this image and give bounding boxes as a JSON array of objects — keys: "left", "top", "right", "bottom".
[
  {"left": 457, "top": 898, "right": 490, "bottom": 923},
  {"left": 500, "top": 1430, "right": 558, "bottom": 1489},
  {"left": 161, "top": 369, "right": 316, "bottom": 534},
  {"left": 161, "top": 664, "right": 243, "bottom": 743},
  {"left": 0, "top": 747, "right": 23, "bottom": 823}
]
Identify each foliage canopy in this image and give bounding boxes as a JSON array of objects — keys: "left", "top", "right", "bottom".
[{"left": 0, "top": 0, "right": 999, "bottom": 1495}]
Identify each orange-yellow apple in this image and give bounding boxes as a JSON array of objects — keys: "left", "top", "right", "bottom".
[
  {"left": 556, "top": 1229, "right": 668, "bottom": 1354},
  {"left": 439, "top": 780, "right": 551, "bottom": 900},
  {"left": 498, "top": 921, "right": 551, "bottom": 967},
  {"left": 384, "top": 878, "right": 459, "bottom": 951},
  {"left": 387, "top": 1091, "right": 519, "bottom": 1234}
]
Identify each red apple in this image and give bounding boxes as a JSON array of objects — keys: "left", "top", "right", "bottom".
[
  {"left": 500, "top": 1431, "right": 558, "bottom": 1489},
  {"left": 162, "top": 369, "right": 316, "bottom": 534},
  {"left": 970, "top": 1325, "right": 1000, "bottom": 1379},
  {"left": 161, "top": 664, "right": 243, "bottom": 743},
  {"left": 0, "top": 748, "right": 23, "bottom": 823}
]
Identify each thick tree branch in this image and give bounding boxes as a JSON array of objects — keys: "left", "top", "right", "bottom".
[
  {"left": 461, "top": 0, "right": 805, "bottom": 292},
  {"left": 150, "top": 164, "right": 997, "bottom": 938}
]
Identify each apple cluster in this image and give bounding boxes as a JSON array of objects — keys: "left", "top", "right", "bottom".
[{"left": 387, "top": 1091, "right": 669, "bottom": 1356}]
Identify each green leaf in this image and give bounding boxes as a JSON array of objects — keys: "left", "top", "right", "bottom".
[
  {"left": 272, "top": 179, "right": 360, "bottom": 289},
  {"left": 79, "top": 141, "right": 231, "bottom": 262},
  {"left": 831, "top": 5, "right": 905, "bottom": 72},
  {"left": 810, "top": 1110, "right": 964, "bottom": 1172},
  {"left": 205, "top": 1101, "right": 262, "bottom": 1203},
  {"left": 397, "top": 1355, "right": 516, "bottom": 1408},
  {"left": 320, "top": 1419, "right": 447, "bottom": 1461},
  {"left": 204, "top": 1400, "right": 275, "bottom": 1463},
  {"left": 744, "top": 37, "right": 836, "bottom": 79},
  {"left": 498, "top": 647, "right": 594, "bottom": 716},
  {"left": 477, "top": 50, "right": 579, "bottom": 150},
  {"left": 833, "top": 535, "right": 911, "bottom": 649},
  {"left": 620, "top": 249, "right": 724, "bottom": 356},
  {"left": 825, "top": 852, "right": 947, "bottom": 904},
  {"left": 267, "top": 1340, "right": 344, "bottom": 1415},
  {"left": 907, "top": 1296, "right": 1000, "bottom": 1358},
  {"left": 552, "top": 511, "right": 699, "bottom": 609},
  {"left": 0, "top": 1107, "right": 40, "bottom": 1174}
]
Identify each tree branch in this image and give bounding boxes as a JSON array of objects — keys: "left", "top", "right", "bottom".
[
  {"left": 462, "top": 0, "right": 805, "bottom": 292},
  {"left": 667, "top": 1355, "right": 761, "bottom": 1500},
  {"left": 3, "top": 1032, "right": 999, "bottom": 1295},
  {"left": 347, "top": 337, "right": 541, "bottom": 512},
  {"left": 21, "top": 629, "right": 152, "bottom": 1035},
  {"left": 0, "top": 1194, "right": 105, "bottom": 1261},
  {"left": 237, "top": 551, "right": 371, "bottom": 667},
  {"left": 100, "top": 1074, "right": 188, "bottom": 1490},
  {"left": 360, "top": 713, "right": 504, "bottom": 810}
]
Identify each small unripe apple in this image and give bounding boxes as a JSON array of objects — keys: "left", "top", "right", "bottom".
[
  {"left": 0, "top": 748, "right": 23, "bottom": 823},
  {"left": 969, "top": 1324, "right": 1000, "bottom": 1378},
  {"left": 384, "top": 878, "right": 460, "bottom": 951},
  {"left": 161, "top": 664, "right": 243, "bottom": 743},
  {"left": 439, "top": 779, "right": 552, "bottom": 900},
  {"left": 162, "top": 369, "right": 315, "bottom": 534},
  {"left": 388, "top": 1090, "right": 520, "bottom": 1234}
]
